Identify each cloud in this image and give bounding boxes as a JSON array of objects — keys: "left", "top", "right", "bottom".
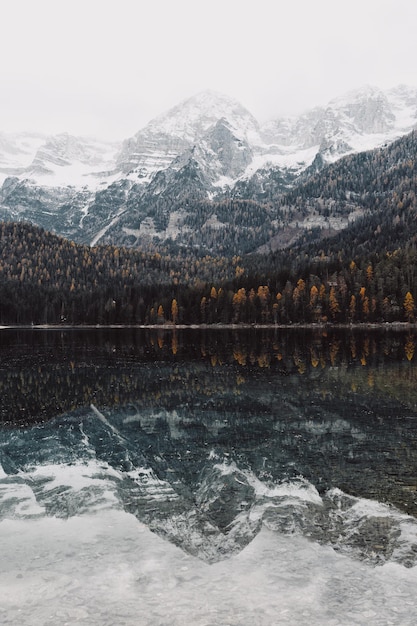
[{"left": 1, "top": 0, "right": 416, "bottom": 139}]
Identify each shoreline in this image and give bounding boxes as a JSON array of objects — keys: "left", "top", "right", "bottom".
[{"left": 1, "top": 322, "right": 417, "bottom": 331}]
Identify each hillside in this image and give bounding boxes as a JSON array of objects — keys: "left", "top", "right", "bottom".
[
  {"left": 0, "top": 221, "right": 239, "bottom": 324},
  {"left": 1, "top": 211, "right": 417, "bottom": 326}
]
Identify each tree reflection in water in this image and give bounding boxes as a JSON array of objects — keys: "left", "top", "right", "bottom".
[{"left": 1, "top": 328, "right": 417, "bottom": 427}]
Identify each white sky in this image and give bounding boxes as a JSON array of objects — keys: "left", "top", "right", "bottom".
[{"left": 1, "top": 0, "right": 416, "bottom": 140}]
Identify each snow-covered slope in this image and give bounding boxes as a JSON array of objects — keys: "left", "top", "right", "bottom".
[
  {"left": 261, "top": 84, "right": 417, "bottom": 165},
  {"left": 27, "top": 133, "right": 120, "bottom": 186},
  {"left": 115, "top": 84, "right": 416, "bottom": 193},
  {"left": 0, "top": 131, "right": 46, "bottom": 175},
  {"left": 1, "top": 85, "right": 416, "bottom": 191},
  {"left": 0, "top": 132, "right": 120, "bottom": 188},
  {"left": 0, "top": 85, "right": 416, "bottom": 248},
  {"left": 113, "top": 84, "right": 417, "bottom": 202}
]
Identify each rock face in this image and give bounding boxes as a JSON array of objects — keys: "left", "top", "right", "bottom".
[
  {"left": 0, "top": 85, "right": 416, "bottom": 250},
  {"left": 261, "top": 85, "right": 416, "bottom": 155},
  {"left": 116, "top": 90, "right": 261, "bottom": 179},
  {"left": 333, "top": 85, "right": 395, "bottom": 134},
  {"left": 0, "top": 131, "right": 46, "bottom": 172},
  {"left": 29, "top": 133, "right": 118, "bottom": 174},
  {"left": 197, "top": 118, "right": 254, "bottom": 182}
]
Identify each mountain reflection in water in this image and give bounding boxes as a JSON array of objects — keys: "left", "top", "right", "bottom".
[
  {"left": 2, "top": 328, "right": 417, "bottom": 625},
  {"left": 1, "top": 327, "right": 417, "bottom": 519}
]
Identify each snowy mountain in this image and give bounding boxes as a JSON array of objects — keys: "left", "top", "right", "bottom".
[
  {"left": 0, "top": 132, "right": 119, "bottom": 186},
  {"left": 115, "top": 84, "right": 417, "bottom": 191},
  {"left": 261, "top": 84, "right": 417, "bottom": 162},
  {"left": 27, "top": 133, "right": 120, "bottom": 185},
  {"left": 116, "top": 90, "right": 262, "bottom": 180},
  {"left": 0, "top": 85, "right": 416, "bottom": 250},
  {"left": 0, "top": 131, "right": 46, "bottom": 173}
]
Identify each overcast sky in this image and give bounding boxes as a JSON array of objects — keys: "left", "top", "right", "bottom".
[{"left": 1, "top": 0, "right": 416, "bottom": 140}]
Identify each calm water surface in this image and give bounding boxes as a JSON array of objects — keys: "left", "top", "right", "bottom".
[{"left": 1, "top": 327, "right": 417, "bottom": 625}]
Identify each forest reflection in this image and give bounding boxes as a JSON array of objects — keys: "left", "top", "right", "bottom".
[
  {"left": 1, "top": 327, "right": 417, "bottom": 426},
  {"left": 146, "top": 328, "right": 417, "bottom": 369}
]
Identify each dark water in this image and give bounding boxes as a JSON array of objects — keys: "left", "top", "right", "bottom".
[
  {"left": 1, "top": 327, "right": 417, "bottom": 515},
  {"left": 1, "top": 327, "right": 417, "bottom": 625}
]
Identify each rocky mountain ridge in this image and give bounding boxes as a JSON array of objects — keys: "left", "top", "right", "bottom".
[{"left": 0, "top": 84, "right": 416, "bottom": 252}]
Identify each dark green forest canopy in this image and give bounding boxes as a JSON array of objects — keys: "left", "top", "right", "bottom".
[
  {"left": 0, "top": 214, "right": 416, "bottom": 325},
  {"left": 0, "top": 130, "right": 416, "bottom": 325}
]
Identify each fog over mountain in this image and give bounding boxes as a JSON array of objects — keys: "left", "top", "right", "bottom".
[{"left": 0, "top": 84, "right": 416, "bottom": 253}]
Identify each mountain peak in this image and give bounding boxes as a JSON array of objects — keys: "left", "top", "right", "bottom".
[
  {"left": 141, "top": 89, "right": 260, "bottom": 142},
  {"left": 328, "top": 84, "right": 386, "bottom": 108},
  {"left": 182, "top": 89, "right": 242, "bottom": 106},
  {"left": 116, "top": 90, "right": 262, "bottom": 176}
]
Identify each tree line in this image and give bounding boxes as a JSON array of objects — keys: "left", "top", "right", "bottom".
[{"left": 1, "top": 219, "right": 417, "bottom": 326}]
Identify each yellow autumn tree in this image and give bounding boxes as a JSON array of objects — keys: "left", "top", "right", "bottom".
[
  {"left": 257, "top": 285, "right": 270, "bottom": 322},
  {"left": 171, "top": 299, "right": 178, "bottom": 324},
  {"left": 232, "top": 288, "right": 247, "bottom": 322},
  {"left": 309, "top": 285, "right": 320, "bottom": 321},
  {"left": 404, "top": 291, "right": 415, "bottom": 322},
  {"left": 329, "top": 287, "right": 340, "bottom": 319},
  {"left": 157, "top": 305, "right": 165, "bottom": 324},
  {"left": 309, "top": 285, "right": 318, "bottom": 308}
]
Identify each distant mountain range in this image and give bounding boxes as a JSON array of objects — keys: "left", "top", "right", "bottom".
[{"left": 0, "top": 85, "right": 416, "bottom": 254}]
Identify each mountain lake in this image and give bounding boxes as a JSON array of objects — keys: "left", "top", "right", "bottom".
[{"left": 1, "top": 326, "right": 417, "bottom": 625}]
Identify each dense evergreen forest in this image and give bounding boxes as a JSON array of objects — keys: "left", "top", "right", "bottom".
[
  {"left": 1, "top": 131, "right": 416, "bottom": 326},
  {"left": 0, "top": 214, "right": 416, "bottom": 326}
]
